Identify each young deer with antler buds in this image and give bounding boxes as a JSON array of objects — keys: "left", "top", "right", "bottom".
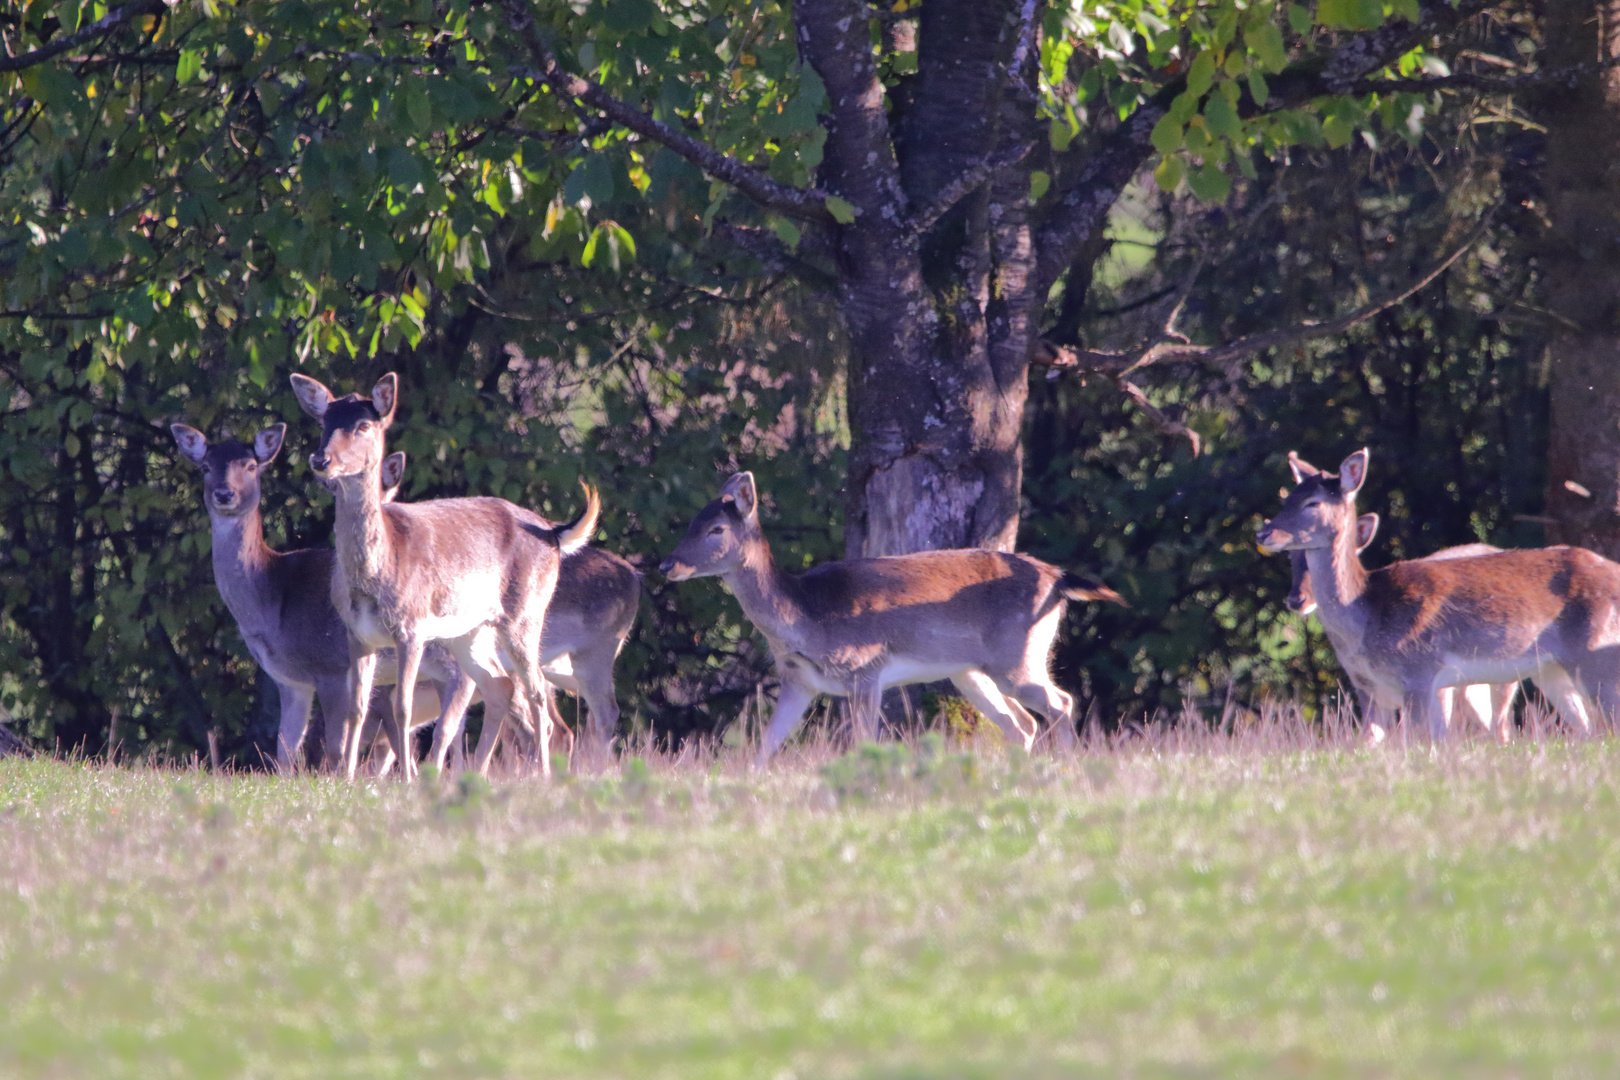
[
  {"left": 661, "top": 472, "right": 1123, "bottom": 762},
  {"left": 1259, "top": 448, "right": 1620, "bottom": 740},
  {"left": 290, "top": 373, "right": 598, "bottom": 779}
]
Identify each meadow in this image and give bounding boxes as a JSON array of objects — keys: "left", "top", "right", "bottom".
[{"left": 2, "top": 714, "right": 1618, "bottom": 1079}]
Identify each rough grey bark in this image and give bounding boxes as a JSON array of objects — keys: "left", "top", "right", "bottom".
[{"left": 1538, "top": 0, "right": 1620, "bottom": 558}]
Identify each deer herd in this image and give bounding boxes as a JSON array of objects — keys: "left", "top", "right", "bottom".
[{"left": 170, "top": 373, "right": 1620, "bottom": 778}]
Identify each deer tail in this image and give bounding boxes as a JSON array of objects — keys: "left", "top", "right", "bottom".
[
  {"left": 1058, "top": 570, "right": 1126, "bottom": 607},
  {"left": 554, "top": 480, "right": 602, "bottom": 556}
]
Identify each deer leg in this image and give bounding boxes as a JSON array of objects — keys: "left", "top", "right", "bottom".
[
  {"left": 1403, "top": 687, "right": 1450, "bottom": 741},
  {"left": 569, "top": 650, "right": 623, "bottom": 759},
  {"left": 952, "top": 671, "right": 1037, "bottom": 751},
  {"left": 849, "top": 674, "right": 884, "bottom": 745},
  {"left": 274, "top": 682, "right": 315, "bottom": 773},
  {"left": 427, "top": 673, "right": 477, "bottom": 772},
  {"left": 1534, "top": 664, "right": 1596, "bottom": 734},
  {"left": 1485, "top": 682, "right": 1518, "bottom": 743},
  {"left": 452, "top": 630, "right": 513, "bottom": 777},
  {"left": 998, "top": 675, "right": 1077, "bottom": 751},
  {"left": 758, "top": 679, "right": 818, "bottom": 765},
  {"left": 342, "top": 651, "right": 379, "bottom": 778},
  {"left": 389, "top": 635, "right": 425, "bottom": 782}
]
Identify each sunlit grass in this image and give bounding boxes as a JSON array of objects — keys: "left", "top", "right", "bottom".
[{"left": 3, "top": 714, "right": 1619, "bottom": 1078}]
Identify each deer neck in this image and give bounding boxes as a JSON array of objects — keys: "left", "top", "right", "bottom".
[
  {"left": 721, "top": 533, "right": 808, "bottom": 644},
  {"left": 208, "top": 504, "right": 279, "bottom": 626},
  {"left": 331, "top": 463, "right": 391, "bottom": 592},
  {"left": 1302, "top": 510, "right": 1370, "bottom": 630}
]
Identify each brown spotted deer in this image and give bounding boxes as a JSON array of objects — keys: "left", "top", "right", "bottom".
[
  {"left": 1283, "top": 485, "right": 1518, "bottom": 742},
  {"left": 660, "top": 472, "right": 1124, "bottom": 762},
  {"left": 290, "top": 372, "right": 598, "bottom": 780},
  {"left": 170, "top": 424, "right": 468, "bottom": 771},
  {"left": 1259, "top": 448, "right": 1620, "bottom": 740},
  {"left": 378, "top": 452, "right": 641, "bottom": 767}
]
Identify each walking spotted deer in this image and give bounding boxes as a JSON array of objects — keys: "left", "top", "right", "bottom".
[
  {"left": 1258, "top": 448, "right": 1620, "bottom": 740},
  {"left": 379, "top": 451, "right": 642, "bottom": 766},
  {"left": 1283, "top": 485, "right": 1519, "bottom": 742},
  {"left": 660, "top": 472, "right": 1124, "bottom": 762},
  {"left": 170, "top": 423, "right": 468, "bottom": 770},
  {"left": 290, "top": 372, "right": 598, "bottom": 779}
]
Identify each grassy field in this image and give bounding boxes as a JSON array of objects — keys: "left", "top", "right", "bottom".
[{"left": 2, "top": 718, "right": 1619, "bottom": 1079}]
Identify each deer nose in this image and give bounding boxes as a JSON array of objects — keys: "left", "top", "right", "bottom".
[
  {"left": 310, "top": 451, "right": 330, "bottom": 472},
  {"left": 211, "top": 488, "right": 236, "bottom": 507},
  {"left": 658, "top": 556, "right": 676, "bottom": 575}
]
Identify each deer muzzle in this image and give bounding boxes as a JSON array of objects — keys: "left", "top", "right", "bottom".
[{"left": 659, "top": 556, "right": 691, "bottom": 580}]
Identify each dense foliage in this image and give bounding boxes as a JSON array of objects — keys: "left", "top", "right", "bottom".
[{"left": 0, "top": 0, "right": 1560, "bottom": 759}]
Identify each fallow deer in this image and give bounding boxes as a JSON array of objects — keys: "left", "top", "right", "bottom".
[
  {"left": 289, "top": 373, "right": 598, "bottom": 779},
  {"left": 1258, "top": 448, "right": 1620, "bottom": 740},
  {"left": 378, "top": 452, "right": 641, "bottom": 767},
  {"left": 660, "top": 472, "right": 1124, "bottom": 762},
  {"left": 1283, "top": 491, "right": 1518, "bottom": 742},
  {"left": 171, "top": 424, "right": 466, "bottom": 770}
]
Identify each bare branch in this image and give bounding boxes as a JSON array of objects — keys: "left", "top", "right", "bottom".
[
  {"left": 0, "top": 0, "right": 165, "bottom": 75},
  {"left": 1034, "top": 215, "right": 1492, "bottom": 379},
  {"left": 905, "top": 141, "right": 1035, "bottom": 237},
  {"left": 1351, "top": 54, "right": 1620, "bottom": 95},
  {"left": 1114, "top": 377, "right": 1201, "bottom": 456},
  {"left": 712, "top": 222, "right": 839, "bottom": 290},
  {"left": 502, "top": 0, "right": 834, "bottom": 223}
]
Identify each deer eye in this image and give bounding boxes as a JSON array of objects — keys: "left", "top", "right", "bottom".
[
  {"left": 708, "top": 526, "right": 725, "bottom": 537},
  {"left": 355, "top": 421, "right": 372, "bottom": 433},
  {"left": 246, "top": 461, "right": 257, "bottom": 471}
]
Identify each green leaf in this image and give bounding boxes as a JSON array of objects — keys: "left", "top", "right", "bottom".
[
  {"left": 1317, "top": 0, "right": 1383, "bottom": 30},
  {"left": 1287, "top": 4, "right": 1311, "bottom": 34},
  {"left": 1150, "top": 114, "right": 1184, "bottom": 154},
  {"left": 1028, "top": 170, "right": 1051, "bottom": 203},
  {"left": 1391, "top": 0, "right": 1420, "bottom": 20},
  {"left": 406, "top": 84, "right": 432, "bottom": 131},
  {"left": 1186, "top": 162, "right": 1231, "bottom": 204},
  {"left": 771, "top": 218, "right": 801, "bottom": 249},
  {"left": 1186, "top": 52, "right": 1216, "bottom": 99},
  {"left": 824, "top": 195, "right": 857, "bottom": 224},
  {"left": 1248, "top": 70, "right": 1270, "bottom": 107},
  {"left": 564, "top": 154, "right": 615, "bottom": 208},
  {"left": 1153, "top": 154, "right": 1185, "bottom": 192},
  {"left": 602, "top": 0, "right": 656, "bottom": 33},
  {"left": 1246, "top": 22, "right": 1288, "bottom": 74},
  {"left": 176, "top": 49, "right": 204, "bottom": 85},
  {"left": 1204, "top": 96, "right": 1238, "bottom": 139}
]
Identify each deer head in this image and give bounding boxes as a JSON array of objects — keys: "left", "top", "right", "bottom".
[
  {"left": 1258, "top": 449, "right": 1368, "bottom": 554},
  {"left": 171, "top": 423, "right": 286, "bottom": 518},
  {"left": 290, "top": 372, "right": 398, "bottom": 483},
  {"left": 660, "top": 472, "right": 759, "bottom": 581}
]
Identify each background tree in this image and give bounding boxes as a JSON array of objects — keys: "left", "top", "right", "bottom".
[{"left": 0, "top": 0, "right": 1585, "bottom": 756}]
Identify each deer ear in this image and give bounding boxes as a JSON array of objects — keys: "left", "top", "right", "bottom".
[
  {"left": 1339, "top": 448, "right": 1369, "bottom": 497},
  {"left": 721, "top": 471, "right": 757, "bottom": 518},
  {"left": 371, "top": 373, "right": 399, "bottom": 427},
  {"left": 290, "top": 374, "right": 333, "bottom": 420},
  {"left": 380, "top": 451, "right": 406, "bottom": 493},
  {"left": 1356, "top": 512, "right": 1380, "bottom": 551},
  {"left": 254, "top": 423, "right": 286, "bottom": 464},
  {"left": 1287, "top": 450, "right": 1320, "bottom": 485},
  {"left": 171, "top": 424, "right": 208, "bottom": 464}
]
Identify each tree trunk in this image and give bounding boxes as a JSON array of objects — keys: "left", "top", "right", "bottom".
[
  {"left": 827, "top": 0, "right": 1033, "bottom": 558},
  {"left": 1539, "top": 0, "right": 1620, "bottom": 558}
]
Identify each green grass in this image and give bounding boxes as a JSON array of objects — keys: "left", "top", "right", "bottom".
[{"left": 3, "top": 731, "right": 1619, "bottom": 1078}]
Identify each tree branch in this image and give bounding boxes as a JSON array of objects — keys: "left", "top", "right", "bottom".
[
  {"left": 1351, "top": 53, "right": 1620, "bottom": 95},
  {"left": 1033, "top": 215, "right": 1491, "bottom": 379},
  {"left": 793, "top": 0, "right": 908, "bottom": 225},
  {"left": 0, "top": 0, "right": 166, "bottom": 75},
  {"left": 905, "top": 140, "right": 1035, "bottom": 237},
  {"left": 1033, "top": 0, "right": 1497, "bottom": 297},
  {"left": 501, "top": 0, "right": 834, "bottom": 223}
]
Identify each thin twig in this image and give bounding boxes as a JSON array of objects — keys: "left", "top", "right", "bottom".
[
  {"left": 503, "top": 0, "right": 833, "bottom": 223},
  {"left": 0, "top": 0, "right": 166, "bottom": 74}
]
